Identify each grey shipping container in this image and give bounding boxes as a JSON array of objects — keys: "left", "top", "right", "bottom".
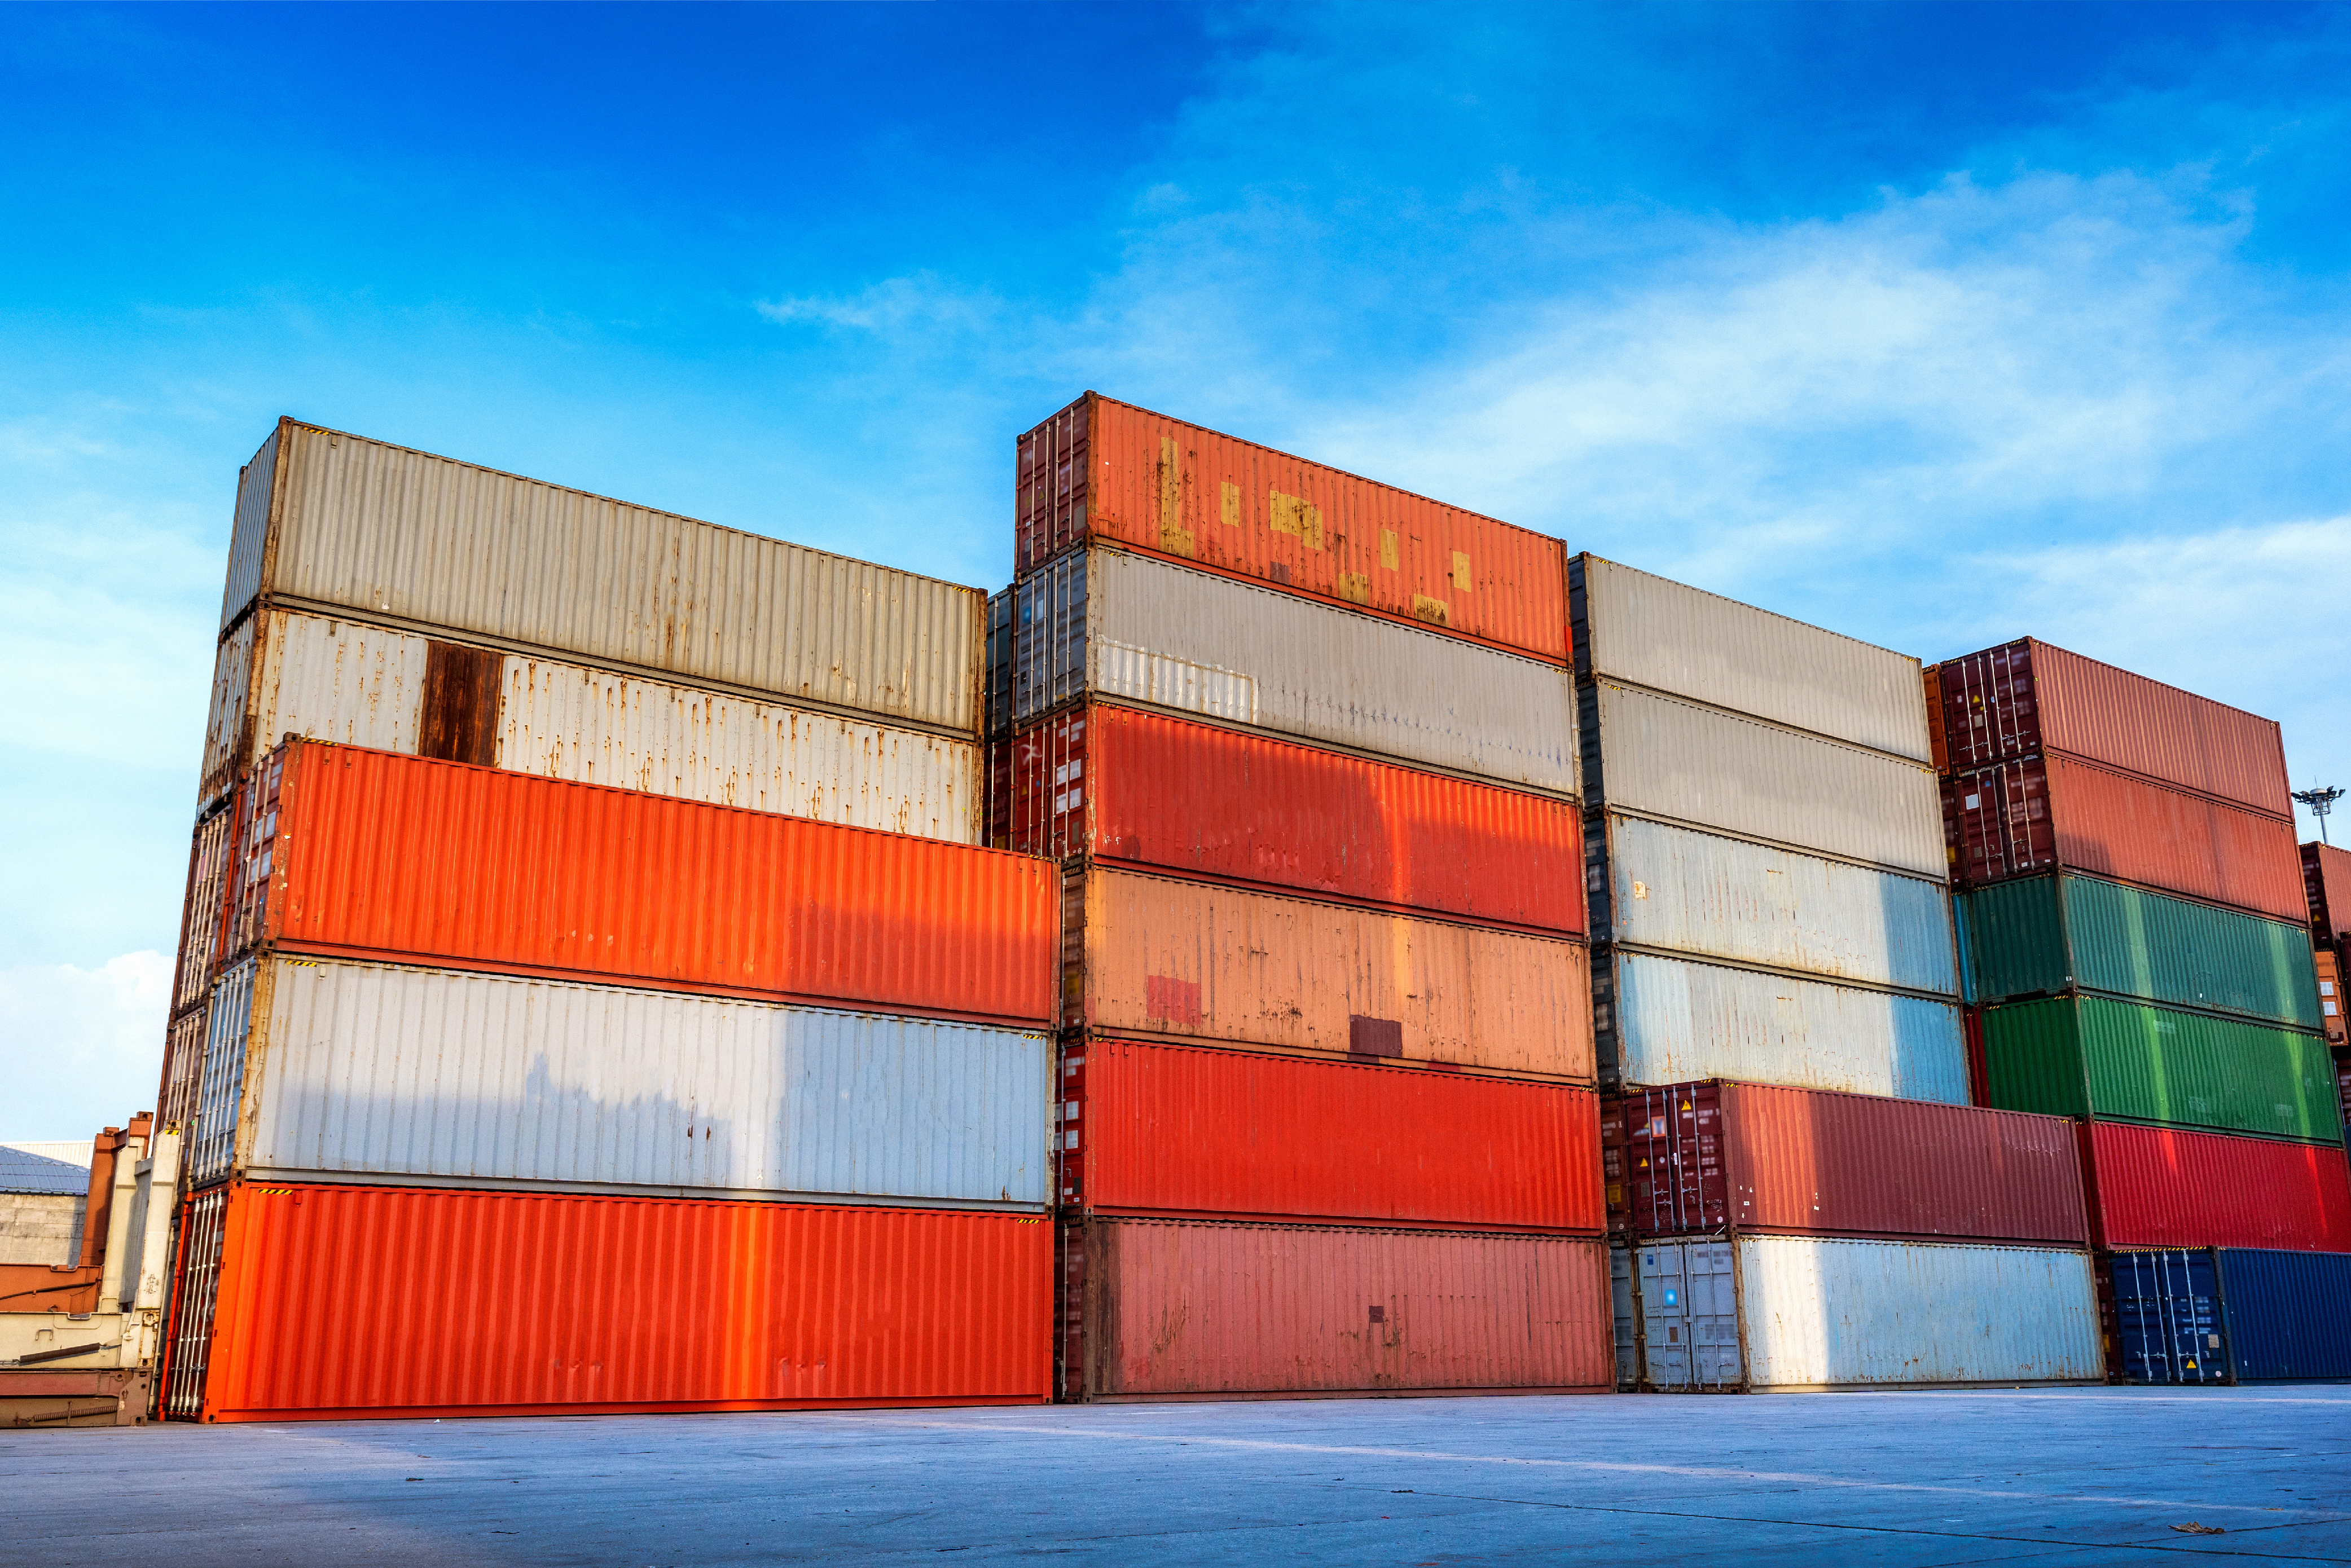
[
  {"left": 1630, "top": 1234, "right": 2100, "bottom": 1390},
  {"left": 1012, "top": 547, "right": 1579, "bottom": 795},
  {"left": 1570, "top": 554, "right": 1932, "bottom": 763},
  {"left": 218, "top": 419, "right": 983, "bottom": 737}
]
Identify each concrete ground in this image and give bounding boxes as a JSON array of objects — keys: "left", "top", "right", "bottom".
[{"left": 7, "top": 1388, "right": 2349, "bottom": 1565}]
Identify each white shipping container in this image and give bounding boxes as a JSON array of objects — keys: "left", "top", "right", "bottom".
[
  {"left": 1572, "top": 555, "right": 1932, "bottom": 762},
  {"left": 1633, "top": 1235, "right": 2100, "bottom": 1390},
  {"left": 186, "top": 954, "right": 1050, "bottom": 1209},
  {"left": 1603, "top": 950, "right": 1967, "bottom": 1103},
  {"left": 1013, "top": 547, "right": 1577, "bottom": 794},
  {"left": 1585, "top": 682, "right": 1943, "bottom": 876},
  {"left": 218, "top": 420, "right": 983, "bottom": 736},
  {"left": 1601, "top": 814, "right": 1958, "bottom": 996},
  {"left": 197, "top": 609, "right": 980, "bottom": 841}
]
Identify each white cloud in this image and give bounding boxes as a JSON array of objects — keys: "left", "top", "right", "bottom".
[
  {"left": 755, "top": 273, "right": 1006, "bottom": 337},
  {"left": 0, "top": 952, "right": 172, "bottom": 1140}
]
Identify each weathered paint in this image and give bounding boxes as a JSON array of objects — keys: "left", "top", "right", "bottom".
[
  {"left": 1570, "top": 554, "right": 1930, "bottom": 762},
  {"left": 169, "top": 803, "right": 238, "bottom": 1014},
  {"left": 2304, "top": 840, "right": 2351, "bottom": 949},
  {"left": 1012, "top": 548, "right": 1579, "bottom": 795},
  {"left": 188, "top": 959, "right": 259, "bottom": 1190},
  {"left": 1600, "top": 949, "right": 1968, "bottom": 1103}
]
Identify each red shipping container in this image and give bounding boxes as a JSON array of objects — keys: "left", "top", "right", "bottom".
[
  {"left": 1943, "top": 754, "right": 2305, "bottom": 921},
  {"left": 2086, "top": 1122, "right": 2351, "bottom": 1251},
  {"left": 1932, "top": 639, "right": 2289, "bottom": 817},
  {"left": 168, "top": 1182, "right": 1052, "bottom": 1422},
  {"left": 2305, "top": 842, "right": 2351, "bottom": 949},
  {"left": 1056, "top": 1217, "right": 1610, "bottom": 1400},
  {"left": 1004, "top": 703, "right": 1584, "bottom": 933},
  {"left": 2317, "top": 949, "right": 2346, "bottom": 1050},
  {"left": 1605, "top": 1081, "right": 2087, "bottom": 1245},
  {"left": 1060, "top": 1036, "right": 1602, "bottom": 1232},
  {"left": 221, "top": 740, "right": 1058, "bottom": 1027},
  {"left": 1016, "top": 394, "right": 1568, "bottom": 663}
]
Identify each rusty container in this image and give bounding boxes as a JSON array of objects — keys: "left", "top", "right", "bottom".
[
  {"left": 2305, "top": 842, "right": 2351, "bottom": 951},
  {"left": 163, "top": 1181, "right": 1052, "bottom": 1422},
  {"left": 1607, "top": 1080, "right": 2086, "bottom": 1245},
  {"left": 1016, "top": 394, "right": 1567, "bottom": 663},
  {"left": 1944, "top": 754, "right": 2304, "bottom": 921},
  {"left": 2085, "top": 1123, "right": 2351, "bottom": 1251},
  {"left": 2317, "top": 949, "right": 2346, "bottom": 1050},
  {"left": 1062, "top": 865, "right": 1594, "bottom": 1081},
  {"left": 1931, "top": 639, "right": 2290, "bottom": 817},
  {"left": 219, "top": 739, "right": 1056, "bottom": 1027},
  {"left": 1061, "top": 1037, "right": 1602, "bottom": 1231},
  {"left": 1003, "top": 702, "right": 1583, "bottom": 932},
  {"left": 1056, "top": 1217, "right": 1611, "bottom": 1400}
]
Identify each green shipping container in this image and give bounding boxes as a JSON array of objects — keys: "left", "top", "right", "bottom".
[
  {"left": 1983, "top": 994, "right": 2343, "bottom": 1143},
  {"left": 1959, "top": 873, "right": 2321, "bottom": 1029}
]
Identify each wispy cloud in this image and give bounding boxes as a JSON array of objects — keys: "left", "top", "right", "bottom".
[{"left": 0, "top": 952, "right": 172, "bottom": 1139}]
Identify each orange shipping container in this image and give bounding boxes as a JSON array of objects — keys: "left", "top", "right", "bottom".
[
  {"left": 1057, "top": 1217, "right": 1612, "bottom": 1400},
  {"left": 222, "top": 739, "right": 1057, "bottom": 1027},
  {"left": 1016, "top": 394, "right": 1568, "bottom": 663},
  {"left": 166, "top": 1182, "right": 1052, "bottom": 1422},
  {"left": 1062, "top": 866, "right": 1595, "bottom": 1082}
]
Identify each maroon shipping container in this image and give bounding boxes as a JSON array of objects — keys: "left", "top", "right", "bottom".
[
  {"left": 2086, "top": 1122, "right": 2351, "bottom": 1251},
  {"left": 1056, "top": 1217, "right": 1611, "bottom": 1400},
  {"left": 1944, "top": 754, "right": 2305, "bottom": 921},
  {"left": 1061, "top": 1036, "right": 1602, "bottom": 1232},
  {"left": 1932, "top": 639, "right": 2290, "bottom": 818},
  {"left": 1003, "top": 703, "right": 1584, "bottom": 933},
  {"left": 1603, "top": 1081, "right": 2087, "bottom": 1245},
  {"left": 2305, "top": 842, "right": 2351, "bottom": 950}
]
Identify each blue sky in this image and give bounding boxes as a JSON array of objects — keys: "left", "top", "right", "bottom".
[{"left": 5, "top": 2, "right": 2349, "bottom": 1136}]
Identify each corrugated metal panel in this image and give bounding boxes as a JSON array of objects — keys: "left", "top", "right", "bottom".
[
  {"left": 2106, "top": 1249, "right": 2229, "bottom": 1384},
  {"left": 2088, "top": 1122, "right": 2351, "bottom": 1250},
  {"left": 199, "top": 610, "right": 427, "bottom": 803},
  {"left": 230, "top": 740, "right": 1056, "bottom": 1027},
  {"left": 1641, "top": 1236, "right": 2100, "bottom": 1390},
  {"left": 2213, "top": 1248, "right": 2351, "bottom": 1381},
  {"left": 191, "top": 1182, "right": 1052, "bottom": 1420},
  {"left": 226, "top": 954, "right": 1048, "bottom": 1206},
  {"left": 188, "top": 959, "right": 261, "bottom": 1191},
  {"left": 216, "top": 424, "right": 280, "bottom": 636},
  {"left": 1945, "top": 754, "right": 2305, "bottom": 922},
  {"left": 1612, "top": 1080, "right": 2085, "bottom": 1244},
  {"left": 1606, "top": 950, "right": 1967, "bottom": 1102},
  {"left": 1064, "top": 1037, "right": 1601, "bottom": 1230},
  {"left": 157, "top": 1003, "right": 210, "bottom": 1140},
  {"left": 161, "top": 1185, "right": 230, "bottom": 1419},
  {"left": 1586, "top": 682, "right": 1943, "bottom": 876},
  {"left": 1062, "top": 1217, "right": 1610, "bottom": 1398},
  {"left": 196, "top": 615, "right": 259, "bottom": 805},
  {"left": 1571, "top": 556, "right": 1929, "bottom": 761},
  {"left": 1011, "top": 703, "right": 1584, "bottom": 933},
  {"left": 2317, "top": 949, "right": 2346, "bottom": 1050},
  {"left": 1017, "top": 394, "right": 1570, "bottom": 662},
  {"left": 1981, "top": 995, "right": 2341, "bottom": 1143},
  {"left": 1960, "top": 873, "right": 2322, "bottom": 1027},
  {"left": 223, "top": 421, "right": 983, "bottom": 735},
  {"left": 1069, "top": 866, "right": 1594, "bottom": 1081},
  {"left": 170, "top": 803, "right": 238, "bottom": 1014},
  {"left": 1933, "top": 639, "right": 2290, "bottom": 817},
  {"left": 1599, "top": 814, "right": 1955, "bottom": 993},
  {"left": 984, "top": 588, "right": 1013, "bottom": 741},
  {"left": 2304, "top": 841, "right": 2351, "bottom": 947},
  {"left": 1013, "top": 549, "right": 1579, "bottom": 795}
]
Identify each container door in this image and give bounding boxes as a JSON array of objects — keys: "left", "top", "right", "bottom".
[
  {"left": 161, "top": 1186, "right": 230, "bottom": 1420},
  {"left": 1686, "top": 1240, "right": 1744, "bottom": 1389},
  {"left": 1609, "top": 1244, "right": 1638, "bottom": 1389},
  {"left": 1638, "top": 1239, "right": 1741, "bottom": 1390},
  {"left": 2110, "top": 1249, "right": 2225, "bottom": 1385}
]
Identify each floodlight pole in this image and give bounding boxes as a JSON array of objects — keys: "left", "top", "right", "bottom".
[{"left": 2293, "top": 786, "right": 2346, "bottom": 844}]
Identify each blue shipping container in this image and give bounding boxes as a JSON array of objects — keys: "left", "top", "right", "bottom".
[
  {"left": 2110, "top": 1248, "right": 2351, "bottom": 1384},
  {"left": 2107, "top": 1250, "right": 2227, "bottom": 1385}
]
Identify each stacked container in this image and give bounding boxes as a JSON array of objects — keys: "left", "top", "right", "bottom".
[
  {"left": 2304, "top": 843, "right": 2351, "bottom": 1122},
  {"left": 1001, "top": 393, "right": 1611, "bottom": 1400},
  {"left": 1574, "top": 560, "right": 2096, "bottom": 1389},
  {"left": 156, "top": 422, "right": 1059, "bottom": 1422},
  {"left": 1931, "top": 640, "right": 2351, "bottom": 1382}
]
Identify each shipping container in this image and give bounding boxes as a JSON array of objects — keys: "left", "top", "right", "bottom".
[
  {"left": 1610, "top": 1243, "right": 1638, "bottom": 1388},
  {"left": 1580, "top": 682, "right": 1943, "bottom": 877},
  {"left": 2105, "top": 1249, "right": 2228, "bottom": 1384},
  {"left": 1597, "top": 949, "right": 1968, "bottom": 1103},
  {"left": 1061, "top": 1037, "right": 1601, "bottom": 1231},
  {"left": 199, "top": 609, "right": 981, "bottom": 840},
  {"left": 2305, "top": 841, "right": 2351, "bottom": 950},
  {"left": 217, "top": 420, "right": 983, "bottom": 737},
  {"left": 219, "top": 740, "right": 1056, "bottom": 1028},
  {"left": 170, "top": 801, "right": 238, "bottom": 1012},
  {"left": 1982, "top": 995, "right": 2340, "bottom": 1143},
  {"left": 1593, "top": 813, "right": 1957, "bottom": 994},
  {"left": 1065, "top": 866, "right": 1594, "bottom": 1081},
  {"left": 1016, "top": 394, "right": 1568, "bottom": 662},
  {"left": 181, "top": 953, "right": 1049, "bottom": 1207},
  {"left": 164, "top": 1181, "right": 1051, "bottom": 1421},
  {"left": 1011, "top": 549, "right": 1578, "bottom": 794},
  {"left": 2108, "top": 1249, "right": 2351, "bottom": 1384},
  {"left": 1609, "top": 1080, "right": 2085, "bottom": 1244},
  {"left": 188, "top": 959, "right": 257, "bottom": 1190},
  {"left": 984, "top": 588, "right": 1013, "bottom": 740},
  {"left": 1057, "top": 1217, "right": 1610, "bottom": 1400},
  {"left": 1629, "top": 1235, "right": 2100, "bottom": 1391},
  {"left": 160, "top": 1184, "right": 229, "bottom": 1419},
  {"left": 157, "top": 1002, "right": 209, "bottom": 1140},
  {"left": 1007, "top": 703, "right": 1584, "bottom": 932},
  {"left": 1944, "top": 754, "right": 2304, "bottom": 922},
  {"left": 1569, "top": 555, "right": 1930, "bottom": 762},
  {"left": 1931, "top": 639, "right": 2290, "bottom": 817},
  {"left": 2317, "top": 950, "right": 2346, "bottom": 1050},
  {"left": 1958, "top": 873, "right": 2322, "bottom": 1028},
  {"left": 2085, "top": 1122, "right": 2351, "bottom": 1251}
]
